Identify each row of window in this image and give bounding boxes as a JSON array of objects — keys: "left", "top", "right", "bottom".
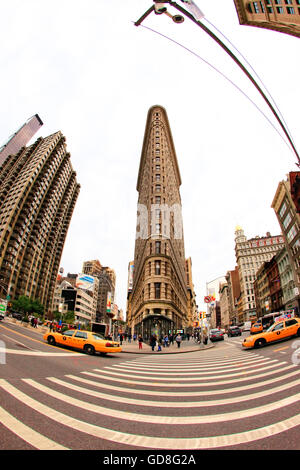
[{"left": 248, "top": 0, "right": 300, "bottom": 13}]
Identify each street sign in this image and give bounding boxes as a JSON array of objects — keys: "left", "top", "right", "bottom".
[{"left": 204, "top": 296, "right": 211, "bottom": 303}]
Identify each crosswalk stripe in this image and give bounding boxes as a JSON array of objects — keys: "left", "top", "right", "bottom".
[
  {"left": 0, "top": 405, "right": 68, "bottom": 450},
  {"left": 45, "top": 376, "right": 300, "bottom": 408},
  {"left": 21, "top": 378, "right": 300, "bottom": 425},
  {"left": 85, "top": 363, "right": 296, "bottom": 387},
  {"left": 105, "top": 357, "right": 279, "bottom": 373},
  {"left": 94, "top": 361, "right": 291, "bottom": 381},
  {"left": 128, "top": 353, "right": 262, "bottom": 366},
  {"left": 69, "top": 369, "right": 300, "bottom": 396},
  {"left": 0, "top": 379, "right": 299, "bottom": 449}
]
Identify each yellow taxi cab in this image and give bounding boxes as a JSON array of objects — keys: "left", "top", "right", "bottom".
[
  {"left": 250, "top": 321, "right": 263, "bottom": 334},
  {"left": 43, "top": 329, "right": 122, "bottom": 355},
  {"left": 242, "top": 317, "right": 300, "bottom": 349}
]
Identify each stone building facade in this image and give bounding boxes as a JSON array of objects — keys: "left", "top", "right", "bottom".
[
  {"left": 126, "top": 105, "right": 192, "bottom": 340},
  {"left": 233, "top": 0, "right": 300, "bottom": 38},
  {"left": 0, "top": 132, "right": 80, "bottom": 312},
  {"left": 271, "top": 172, "right": 300, "bottom": 313},
  {"left": 234, "top": 226, "right": 284, "bottom": 323}
]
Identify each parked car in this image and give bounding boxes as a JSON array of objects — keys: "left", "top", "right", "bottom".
[
  {"left": 242, "top": 321, "right": 252, "bottom": 332},
  {"left": 11, "top": 312, "right": 23, "bottom": 320},
  {"left": 243, "top": 318, "right": 300, "bottom": 349},
  {"left": 227, "top": 326, "right": 242, "bottom": 337},
  {"left": 43, "top": 329, "right": 122, "bottom": 356},
  {"left": 209, "top": 329, "right": 224, "bottom": 341}
]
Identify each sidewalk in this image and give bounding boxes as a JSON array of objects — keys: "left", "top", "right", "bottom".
[
  {"left": 119, "top": 339, "right": 214, "bottom": 354},
  {"left": 3, "top": 317, "right": 214, "bottom": 354}
]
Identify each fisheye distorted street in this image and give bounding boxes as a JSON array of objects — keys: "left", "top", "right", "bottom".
[{"left": 1, "top": 0, "right": 300, "bottom": 454}]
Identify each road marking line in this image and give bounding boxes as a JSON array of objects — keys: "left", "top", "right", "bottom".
[
  {"left": 85, "top": 363, "right": 297, "bottom": 387},
  {"left": 46, "top": 376, "right": 300, "bottom": 408},
  {"left": 0, "top": 347, "right": 84, "bottom": 357},
  {"left": 0, "top": 405, "right": 68, "bottom": 450},
  {"left": 95, "top": 361, "right": 288, "bottom": 380},
  {"left": 105, "top": 358, "right": 278, "bottom": 373},
  {"left": 273, "top": 346, "right": 290, "bottom": 352},
  {"left": 1, "top": 380, "right": 300, "bottom": 449},
  {"left": 72, "top": 369, "right": 300, "bottom": 396},
  {"left": 128, "top": 353, "right": 262, "bottom": 365}
]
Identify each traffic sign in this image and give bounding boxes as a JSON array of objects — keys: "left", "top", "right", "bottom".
[{"left": 204, "top": 296, "right": 211, "bottom": 303}]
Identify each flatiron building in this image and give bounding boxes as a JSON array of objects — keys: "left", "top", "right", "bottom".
[
  {"left": 127, "top": 105, "right": 192, "bottom": 340},
  {"left": 0, "top": 131, "right": 80, "bottom": 312}
]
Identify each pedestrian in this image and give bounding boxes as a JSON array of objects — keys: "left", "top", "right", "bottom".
[
  {"left": 163, "top": 335, "right": 169, "bottom": 347},
  {"left": 49, "top": 321, "right": 53, "bottom": 332},
  {"left": 119, "top": 334, "right": 123, "bottom": 345},
  {"left": 175, "top": 334, "right": 182, "bottom": 348},
  {"left": 138, "top": 335, "right": 143, "bottom": 350},
  {"left": 169, "top": 334, "right": 174, "bottom": 345},
  {"left": 31, "top": 317, "right": 35, "bottom": 327},
  {"left": 150, "top": 334, "right": 157, "bottom": 352},
  {"left": 133, "top": 333, "right": 137, "bottom": 342},
  {"left": 128, "top": 334, "right": 132, "bottom": 343},
  {"left": 34, "top": 317, "right": 38, "bottom": 328}
]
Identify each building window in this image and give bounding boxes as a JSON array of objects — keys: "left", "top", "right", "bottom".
[
  {"left": 283, "top": 211, "right": 292, "bottom": 229},
  {"left": 156, "top": 185, "right": 161, "bottom": 192},
  {"left": 155, "top": 241, "right": 161, "bottom": 254},
  {"left": 155, "top": 261, "right": 161, "bottom": 275},
  {"left": 276, "top": 6, "right": 284, "bottom": 11},
  {"left": 285, "top": 0, "right": 293, "bottom": 4},
  {"left": 253, "top": 2, "right": 260, "bottom": 13},
  {"left": 274, "top": 0, "right": 282, "bottom": 4},
  {"left": 287, "top": 224, "right": 298, "bottom": 242},
  {"left": 154, "top": 283, "right": 161, "bottom": 299},
  {"left": 279, "top": 200, "right": 287, "bottom": 218},
  {"left": 286, "top": 6, "right": 295, "bottom": 12}
]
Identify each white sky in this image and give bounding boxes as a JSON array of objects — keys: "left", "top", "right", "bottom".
[{"left": 1, "top": 1, "right": 299, "bottom": 315}]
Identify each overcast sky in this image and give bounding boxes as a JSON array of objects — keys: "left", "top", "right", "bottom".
[{"left": 1, "top": 1, "right": 299, "bottom": 314}]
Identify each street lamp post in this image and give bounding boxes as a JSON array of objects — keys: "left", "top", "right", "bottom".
[{"left": 134, "top": 0, "right": 300, "bottom": 167}]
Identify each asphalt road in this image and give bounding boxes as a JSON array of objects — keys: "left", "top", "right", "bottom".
[{"left": 0, "top": 318, "right": 300, "bottom": 453}]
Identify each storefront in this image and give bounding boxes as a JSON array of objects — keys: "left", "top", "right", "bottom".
[{"left": 135, "top": 313, "right": 175, "bottom": 342}]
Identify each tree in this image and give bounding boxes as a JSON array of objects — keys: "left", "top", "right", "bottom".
[{"left": 12, "top": 296, "right": 44, "bottom": 317}]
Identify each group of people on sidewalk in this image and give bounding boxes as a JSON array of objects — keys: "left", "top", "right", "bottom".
[{"left": 147, "top": 333, "right": 183, "bottom": 351}]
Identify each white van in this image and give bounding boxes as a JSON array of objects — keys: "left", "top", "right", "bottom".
[{"left": 242, "top": 321, "right": 252, "bottom": 332}]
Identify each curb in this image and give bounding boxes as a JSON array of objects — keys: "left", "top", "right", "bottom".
[
  {"left": 121, "top": 343, "right": 215, "bottom": 355},
  {"left": 3, "top": 318, "right": 215, "bottom": 354}
]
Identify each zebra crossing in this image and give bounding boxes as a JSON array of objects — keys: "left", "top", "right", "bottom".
[{"left": 0, "top": 348, "right": 300, "bottom": 450}]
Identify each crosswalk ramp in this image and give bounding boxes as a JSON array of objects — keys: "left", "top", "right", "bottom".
[{"left": 0, "top": 349, "right": 300, "bottom": 449}]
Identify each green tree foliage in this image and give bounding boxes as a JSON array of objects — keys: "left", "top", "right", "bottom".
[{"left": 12, "top": 296, "right": 44, "bottom": 317}]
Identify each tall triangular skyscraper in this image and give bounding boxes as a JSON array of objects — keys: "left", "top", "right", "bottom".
[{"left": 127, "top": 105, "right": 192, "bottom": 340}]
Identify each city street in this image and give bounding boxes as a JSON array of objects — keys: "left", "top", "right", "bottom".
[{"left": 0, "top": 318, "right": 300, "bottom": 451}]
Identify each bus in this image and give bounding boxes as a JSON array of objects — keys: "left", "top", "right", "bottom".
[{"left": 251, "top": 309, "right": 296, "bottom": 334}]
